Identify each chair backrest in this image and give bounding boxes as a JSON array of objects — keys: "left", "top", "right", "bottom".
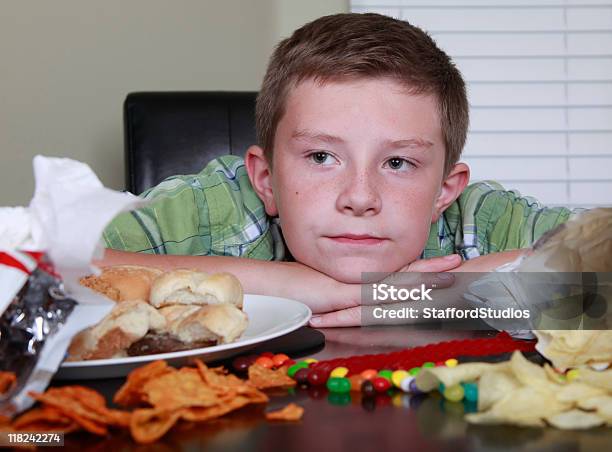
[{"left": 124, "top": 91, "right": 257, "bottom": 194}]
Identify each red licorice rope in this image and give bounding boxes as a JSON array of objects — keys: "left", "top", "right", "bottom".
[{"left": 309, "top": 332, "right": 536, "bottom": 376}]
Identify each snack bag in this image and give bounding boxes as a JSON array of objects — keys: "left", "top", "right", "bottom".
[{"left": 0, "top": 155, "right": 146, "bottom": 417}]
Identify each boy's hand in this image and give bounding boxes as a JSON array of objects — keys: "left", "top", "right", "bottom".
[{"left": 309, "top": 254, "right": 462, "bottom": 328}]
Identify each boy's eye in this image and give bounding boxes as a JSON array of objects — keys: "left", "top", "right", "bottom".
[
  {"left": 308, "top": 151, "right": 336, "bottom": 165},
  {"left": 384, "top": 157, "right": 414, "bottom": 171}
]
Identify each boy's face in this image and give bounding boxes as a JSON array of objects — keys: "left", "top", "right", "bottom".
[{"left": 247, "top": 77, "right": 467, "bottom": 283}]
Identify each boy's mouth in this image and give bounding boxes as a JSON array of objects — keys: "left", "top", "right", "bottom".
[{"left": 325, "top": 234, "right": 388, "bottom": 246}]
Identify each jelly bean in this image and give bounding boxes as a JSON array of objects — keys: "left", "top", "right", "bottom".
[
  {"left": 372, "top": 377, "right": 392, "bottom": 393},
  {"left": 408, "top": 367, "right": 421, "bottom": 376},
  {"left": 330, "top": 366, "right": 349, "bottom": 378},
  {"left": 464, "top": 400, "right": 478, "bottom": 413},
  {"left": 284, "top": 359, "right": 296, "bottom": 367},
  {"left": 327, "top": 377, "right": 351, "bottom": 393},
  {"left": 391, "top": 370, "right": 409, "bottom": 388},
  {"left": 399, "top": 375, "right": 414, "bottom": 392},
  {"left": 287, "top": 361, "right": 309, "bottom": 378},
  {"left": 378, "top": 369, "right": 393, "bottom": 382},
  {"left": 308, "top": 368, "right": 329, "bottom": 386},
  {"left": 260, "top": 351, "right": 274, "bottom": 358},
  {"left": 438, "top": 382, "right": 445, "bottom": 393},
  {"left": 304, "top": 358, "right": 318, "bottom": 364},
  {"left": 435, "top": 361, "right": 445, "bottom": 367},
  {"left": 294, "top": 368, "right": 311, "bottom": 386},
  {"left": 232, "top": 355, "right": 257, "bottom": 372},
  {"left": 566, "top": 369, "right": 580, "bottom": 382},
  {"left": 462, "top": 382, "right": 478, "bottom": 403},
  {"left": 445, "top": 358, "right": 458, "bottom": 368},
  {"left": 361, "top": 369, "right": 378, "bottom": 380},
  {"left": 443, "top": 384, "right": 465, "bottom": 402},
  {"left": 255, "top": 356, "right": 274, "bottom": 368},
  {"left": 272, "top": 353, "right": 290, "bottom": 367},
  {"left": 349, "top": 374, "right": 366, "bottom": 392},
  {"left": 422, "top": 362, "right": 435, "bottom": 368},
  {"left": 408, "top": 379, "right": 423, "bottom": 394},
  {"left": 361, "top": 380, "right": 377, "bottom": 397}
]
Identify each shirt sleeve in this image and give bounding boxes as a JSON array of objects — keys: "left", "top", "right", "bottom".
[
  {"left": 449, "top": 181, "right": 574, "bottom": 259},
  {"left": 102, "top": 155, "right": 274, "bottom": 259}
]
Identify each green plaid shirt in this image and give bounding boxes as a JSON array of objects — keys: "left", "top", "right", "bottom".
[{"left": 103, "top": 155, "right": 572, "bottom": 261}]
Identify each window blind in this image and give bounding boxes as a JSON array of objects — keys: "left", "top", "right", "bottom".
[{"left": 351, "top": 0, "right": 612, "bottom": 208}]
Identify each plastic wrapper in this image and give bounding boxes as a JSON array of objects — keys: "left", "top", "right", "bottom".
[
  {"left": 0, "top": 155, "right": 146, "bottom": 417},
  {"left": 464, "top": 208, "right": 612, "bottom": 338}
]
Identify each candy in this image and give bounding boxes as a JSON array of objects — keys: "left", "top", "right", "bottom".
[
  {"left": 372, "top": 377, "right": 391, "bottom": 393},
  {"left": 304, "top": 358, "right": 318, "bottom": 364},
  {"left": 408, "top": 367, "right": 421, "bottom": 377},
  {"left": 399, "top": 376, "right": 414, "bottom": 392},
  {"left": 391, "top": 370, "right": 409, "bottom": 388},
  {"left": 231, "top": 355, "right": 257, "bottom": 373},
  {"left": 254, "top": 356, "right": 274, "bottom": 369},
  {"left": 294, "top": 368, "right": 311, "bottom": 386},
  {"left": 328, "top": 392, "right": 351, "bottom": 406},
  {"left": 422, "top": 362, "right": 435, "bottom": 369},
  {"left": 307, "top": 368, "right": 329, "bottom": 386},
  {"left": 445, "top": 358, "right": 458, "bottom": 368},
  {"left": 462, "top": 382, "right": 478, "bottom": 403},
  {"left": 327, "top": 377, "right": 351, "bottom": 393},
  {"left": 361, "top": 380, "right": 377, "bottom": 397},
  {"left": 272, "top": 354, "right": 290, "bottom": 367},
  {"left": 408, "top": 379, "right": 423, "bottom": 394},
  {"left": 287, "top": 362, "right": 309, "bottom": 378},
  {"left": 330, "top": 367, "right": 349, "bottom": 378},
  {"left": 378, "top": 369, "right": 393, "bottom": 382},
  {"left": 443, "top": 384, "right": 465, "bottom": 402},
  {"left": 360, "top": 369, "right": 378, "bottom": 380},
  {"left": 349, "top": 374, "right": 365, "bottom": 392},
  {"left": 260, "top": 352, "right": 274, "bottom": 358}
]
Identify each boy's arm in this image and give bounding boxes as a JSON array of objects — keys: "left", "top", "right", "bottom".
[{"left": 97, "top": 249, "right": 459, "bottom": 316}]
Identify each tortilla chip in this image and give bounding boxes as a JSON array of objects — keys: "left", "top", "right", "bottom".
[
  {"left": 265, "top": 403, "right": 304, "bottom": 421},
  {"left": 114, "top": 360, "right": 173, "bottom": 407},
  {"left": 130, "top": 408, "right": 182, "bottom": 444},
  {"left": 142, "top": 369, "right": 217, "bottom": 410},
  {"left": 248, "top": 364, "right": 296, "bottom": 390}
]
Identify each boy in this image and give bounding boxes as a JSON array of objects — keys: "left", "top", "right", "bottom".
[{"left": 100, "top": 13, "right": 572, "bottom": 327}]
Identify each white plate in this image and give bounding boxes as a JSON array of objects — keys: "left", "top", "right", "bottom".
[{"left": 55, "top": 294, "right": 311, "bottom": 380}]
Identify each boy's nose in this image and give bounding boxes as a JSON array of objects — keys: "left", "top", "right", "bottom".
[{"left": 336, "top": 171, "right": 382, "bottom": 217}]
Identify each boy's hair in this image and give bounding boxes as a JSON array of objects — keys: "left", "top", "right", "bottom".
[{"left": 256, "top": 13, "right": 469, "bottom": 176}]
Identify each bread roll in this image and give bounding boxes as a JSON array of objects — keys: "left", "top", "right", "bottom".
[
  {"left": 67, "top": 300, "right": 167, "bottom": 360},
  {"left": 158, "top": 303, "right": 248, "bottom": 344},
  {"left": 150, "top": 269, "right": 243, "bottom": 309},
  {"left": 79, "top": 265, "right": 163, "bottom": 302}
]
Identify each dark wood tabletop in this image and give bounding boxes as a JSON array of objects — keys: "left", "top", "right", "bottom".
[{"left": 52, "top": 326, "right": 611, "bottom": 452}]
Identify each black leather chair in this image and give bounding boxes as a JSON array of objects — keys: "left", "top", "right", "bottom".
[{"left": 123, "top": 91, "right": 257, "bottom": 194}]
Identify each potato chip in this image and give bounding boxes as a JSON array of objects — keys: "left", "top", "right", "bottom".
[
  {"left": 534, "top": 330, "right": 612, "bottom": 371},
  {"left": 578, "top": 395, "right": 612, "bottom": 424},
  {"left": 0, "top": 371, "right": 16, "bottom": 394},
  {"left": 543, "top": 364, "right": 567, "bottom": 385},
  {"left": 13, "top": 406, "right": 79, "bottom": 433},
  {"left": 576, "top": 368, "right": 612, "bottom": 392},
  {"left": 510, "top": 351, "right": 557, "bottom": 390},
  {"left": 180, "top": 394, "right": 252, "bottom": 422},
  {"left": 546, "top": 409, "right": 605, "bottom": 430},
  {"left": 130, "top": 408, "right": 182, "bottom": 444},
  {"left": 466, "top": 386, "right": 570, "bottom": 427},
  {"left": 142, "top": 369, "right": 217, "bottom": 410},
  {"left": 114, "top": 360, "right": 173, "bottom": 407},
  {"left": 247, "top": 364, "right": 296, "bottom": 390},
  {"left": 555, "top": 382, "right": 606, "bottom": 404},
  {"left": 415, "top": 362, "right": 508, "bottom": 392},
  {"left": 265, "top": 403, "right": 304, "bottom": 421},
  {"left": 477, "top": 370, "right": 521, "bottom": 412}
]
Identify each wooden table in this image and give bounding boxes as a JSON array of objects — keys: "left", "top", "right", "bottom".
[{"left": 54, "top": 327, "right": 611, "bottom": 451}]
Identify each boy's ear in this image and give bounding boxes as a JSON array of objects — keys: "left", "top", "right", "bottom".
[
  {"left": 432, "top": 162, "right": 470, "bottom": 222},
  {"left": 245, "top": 145, "right": 279, "bottom": 216}
]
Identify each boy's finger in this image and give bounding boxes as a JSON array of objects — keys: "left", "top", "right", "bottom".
[
  {"left": 404, "top": 254, "right": 462, "bottom": 272},
  {"left": 309, "top": 306, "right": 362, "bottom": 328}
]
